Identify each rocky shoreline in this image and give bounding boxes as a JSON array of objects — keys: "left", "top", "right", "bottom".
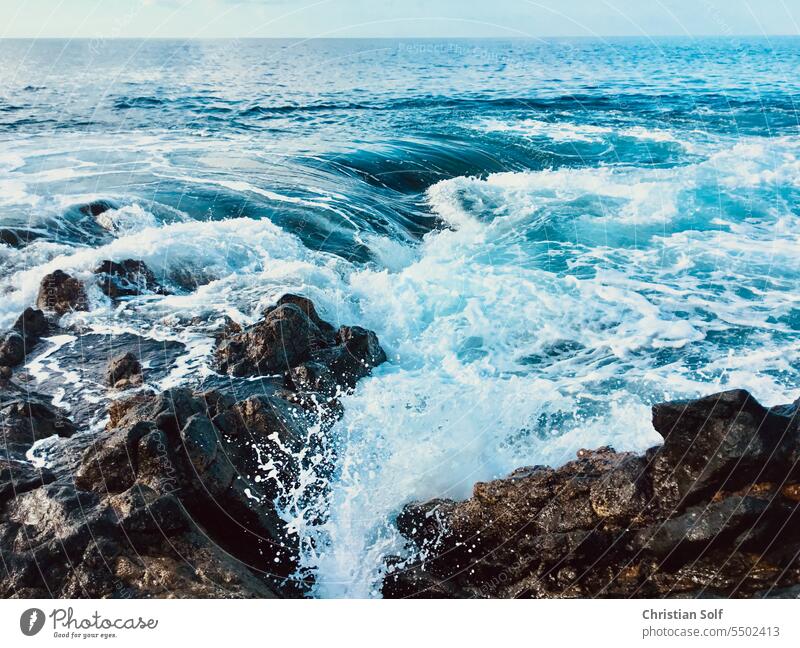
[
  {"left": 383, "top": 390, "right": 800, "bottom": 598},
  {"left": 1, "top": 264, "right": 385, "bottom": 597},
  {"left": 2, "top": 263, "right": 800, "bottom": 598}
]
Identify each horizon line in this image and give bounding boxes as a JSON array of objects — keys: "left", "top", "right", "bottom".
[{"left": 1, "top": 34, "right": 799, "bottom": 41}]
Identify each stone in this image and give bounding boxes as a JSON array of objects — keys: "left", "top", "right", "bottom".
[
  {"left": 105, "top": 351, "right": 143, "bottom": 389},
  {"left": 383, "top": 390, "right": 800, "bottom": 599},
  {"left": 36, "top": 270, "right": 88, "bottom": 315},
  {"left": 651, "top": 389, "right": 800, "bottom": 505},
  {"left": 215, "top": 295, "right": 386, "bottom": 391},
  {"left": 93, "top": 259, "right": 167, "bottom": 299}
]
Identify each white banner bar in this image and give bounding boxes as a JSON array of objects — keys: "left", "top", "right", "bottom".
[{"left": 1, "top": 599, "right": 797, "bottom": 647}]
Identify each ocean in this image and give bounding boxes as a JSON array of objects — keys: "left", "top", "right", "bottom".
[{"left": 1, "top": 37, "right": 800, "bottom": 597}]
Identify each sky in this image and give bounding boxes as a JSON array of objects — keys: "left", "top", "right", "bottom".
[{"left": 1, "top": 0, "right": 799, "bottom": 39}]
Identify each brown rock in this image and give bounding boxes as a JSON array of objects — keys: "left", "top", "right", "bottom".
[
  {"left": 384, "top": 390, "right": 800, "bottom": 599},
  {"left": 36, "top": 270, "right": 88, "bottom": 315},
  {"left": 105, "top": 351, "right": 143, "bottom": 389}
]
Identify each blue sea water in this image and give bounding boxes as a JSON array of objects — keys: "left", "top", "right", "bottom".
[{"left": 1, "top": 37, "right": 800, "bottom": 596}]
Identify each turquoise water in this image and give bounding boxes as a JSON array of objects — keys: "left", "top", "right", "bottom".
[{"left": 1, "top": 37, "right": 800, "bottom": 596}]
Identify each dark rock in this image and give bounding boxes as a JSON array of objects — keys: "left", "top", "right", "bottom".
[
  {"left": 215, "top": 303, "right": 330, "bottom": 376},
  {"left": 93, "top": 259, "right": 167, "bottom": 299},
  {"left": 651, "top": 389, "right": 800, "bottom": 506},
  {"left": 1, "top": 384, "right": 326, "bottom": 598},
  {"left": 78, "top": 200, "right": 116, "bottom": 217},
  {"left": 284, "top": 361, "right": 338, "bottom": 396},
  {"left": 74, "top": 424, "right": 148, "bottom": 494},
  {"left": 36, "top": 270, "right": 88, "bottom": 315},
  {"left": 0, "top": 472, "right": 275, "bottom": 599},
  {"left": 168, "top": 266, "right": 216, "bottom": 292},
  {"left": 0, "top": 227, "right": 40, "bottom": 248},
  {"left": 13, "top": 307, "right": 50, "bottom": 341},
  {"left": 105, "top": 351, "right": 143, "bottom": 389},
  {"left": 0, "top": 459, "right": 55, "bottom": 506},
  {"left": 178, "top": 414, "right": 219, "bottom": 473},
  {"left": 635, "top": 496, "right": 770, "bottom": 564},
  {"left": 0, "top": 389, "right": 76, "bottom": 457},
  {"left": 310, "top": 325, "right": 387, "bottom": 389},
  {"left": 215, "top": 295, "right": 386, "bottom": 392},
  {"left": 212, "top": 315, "right": 242, "bottom": 341},
  {"left": 79, "top": 387, "right": 331, "bottom": 581},
  {"left": 271, "top": 293, "right": 336, "bottom": 337},
  {"left": 0, "top": 308, "right": 50, "bottom": 369},
  {"left": 0, "top": 331, "right": 24, "bottom": 367}
]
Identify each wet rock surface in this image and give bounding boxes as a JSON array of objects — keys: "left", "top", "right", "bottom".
[
  {"left": 0, "top": 385, "right": 76, "bottom": 460},
  {"left": 1, "top": 294, "right": 386, "bottom": 598},
  {"left": 21, "top": 332, "right": 186, "bottom": 429},
  {"left": 105, "top": 352, "right": 143, "bottom": 389},
  {"left": 0, "top": 308, "right": 51, "bottom": 370},
  {"left": 94, "top": 259, "right": 168, "bottom": 300},
  {"left": 0, "top": 227, "right": 41, "bottom": 248},
  {"left": 36, "top": 270, "right": 89, "bottom": 316},
  {"left": 1, "top": 387, "right": 324, "bottom": 598},
  {"left": 215, "top": 293, "right": 386, "bottom": 388},
  {"left": 383, "top": 389, "right": 800, "bottom": 598}
]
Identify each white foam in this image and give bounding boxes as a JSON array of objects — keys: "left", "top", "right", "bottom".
[
  {"left": 303, "top": 135, "right": 800, "bottom": 597},
  {"left": 0, "top": 215, "right": 348, "bottom": 330},
  {"left": 95, "top": 204, "right": 158, "bottom": 235},
  {"left": 481, "top": 117, "right": 612, "bottom": 142}
]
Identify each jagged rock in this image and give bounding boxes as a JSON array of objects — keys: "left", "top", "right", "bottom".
[
  {"left": 78, "top": 200, "right": 115, "bottom": 217},
  {"left": 0, "top": 308, "right": 50, "bottom": 369},
  {"left": 0, "top": 459, "right": 55, "bottom": 506},
  {"left": 284, "top": 361, "right": 338, "bottom": 396},
  {"left": 0, "top": 470, "right": 278, "bottom": 598},
  {"left": 13, "top": 307, "right": 50, "bottom": 341},
  {"left": 269, "top": 294, "right": 336, "bottom": 337},
  {"left": 36, "top": 270, "right": 88, "bottom": 315},
  {"left": 0, "top": 289, "right": 392, "bottom": 600},
  {"left": 105, "top": 351, "right": 143, "bottom": 389},
  {"left": 310, "top": 325, "right": 387, "bottom": 389},
  {"left": 1, "top": 386, "right": 320, "bottom": 598},
  {"left": 0, "top": 227, "right": 40, "bottom": 248},
  {"left": 76, "top": 387, "right": 329, "bottom": 581},
  {"left": 651, "top": 389, "right": 800, "bottom": 506},
  {"left": 93, "top": 259, "right": 167, "bottom": 299},
  {"left": 384, "top": 390, "right": 800, "bottom": 599},
  {"left": 0, "top": 389, "right": 76, "bottom": 458},
  {"left": 634, "top": 496, "right": 781, "bottom": 566},
  {"left": 215, "top": 294, "right": 386, "bottom": 390},
  {"left": 0, "top": 331, "right": 24, "bottom": 367},
  {"left": 215, "top": 303, "right": 331, "bottom": 376}
]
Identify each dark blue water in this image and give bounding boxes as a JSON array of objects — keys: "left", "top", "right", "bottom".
[{"left": 2, "top": 37, "right": 800, "bottom": 596}]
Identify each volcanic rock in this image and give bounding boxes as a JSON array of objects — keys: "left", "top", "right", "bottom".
[
  {"left": 0, "top": 227, "right": 40, "bottom": 248},
  {"left": 36, "top": 270, "right": 88, "bottom": 315},
  {"left": 215, "top": 294, "right": 386, "bottom": 391},
  {"left": 0, "top": 388, "right": 76, "bottom": 459},
  {"left": 93, "top": 259, "right": 167, "bottom": 299},
  {"left": 0, "top": 308, "right": 51, "bottom": 369},
  {"left": 0, "top": 293, "right": 386, "bottom": 599},
  {"left": 105, "top": 351, "right": 143, "bottom": 389},
  {"left": 383, "top": 390, "right": 800, "bottom": 599}
]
